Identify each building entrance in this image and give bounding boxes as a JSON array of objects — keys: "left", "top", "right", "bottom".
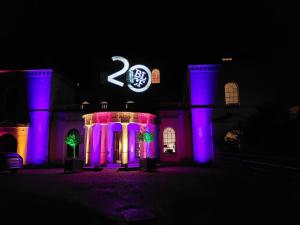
[{"left": 113, "top": 131, "right": 122, "bottom": 164}]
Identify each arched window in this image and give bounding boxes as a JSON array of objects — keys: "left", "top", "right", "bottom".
[
  {"left": 163, "top": 127, "right": 176, "bottom": 154},
  {"left": 125, "top": 100, "right": 134, "bottom": 109},
  {"left": 81, "top": 101, "right": 90, "bottom": 110},
  {"left": 151, "top": 69, "right": 160, "bottom": 84},
  {"left": 65, "top": 129, "right": 80, "bottom": 158},
  {"left": 100, "top": 101, "right": 108, "bottom": 110},
  {"left": 225, "top": 82, "right": 239, "bottom": 105}
]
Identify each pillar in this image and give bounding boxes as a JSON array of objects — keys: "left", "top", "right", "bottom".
[
  {"left": 121, "top": 123, "right": 128, "bottom": 165},
  {"left": 128, "top": 123, "right": 140, "bottom": 163},
  {"left": 84, "top": 125, "right": 92, "bottom": 165},
  {"left": 91, "top": 124, "right": 101, "bottom": 167},
  {"left": 145, "top": 124, "right": 156, "bottom": 158},
  {"left": 106, "top": 123, "right": 115, "bottom": 164},
  {"left": 100, "top": 124, "right": 107, "bottom": 165},
  {"left": 25, "top": 70, "right": 52, "bottom": 165},
  {"left": 140, "top": 125, "right": 147, "bottom": 159},
  {"left": 188, "top": 64, "right": 220, "bottom": 164}
]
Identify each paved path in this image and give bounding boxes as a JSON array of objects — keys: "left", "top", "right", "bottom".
[{"left": 1, "top": 165, "right": 299, "bottom": 225}]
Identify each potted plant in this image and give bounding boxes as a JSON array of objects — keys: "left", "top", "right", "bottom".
[
  {"left": 139, "top": 131, "right": 156, "bottom": 172},
  {"left": 64, "top": 132, "right": 83, "bottom": 172}
]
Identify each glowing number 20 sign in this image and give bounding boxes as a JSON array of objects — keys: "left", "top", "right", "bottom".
[{"left": 107, "top": 56, "right": 152, "bottom": 93}]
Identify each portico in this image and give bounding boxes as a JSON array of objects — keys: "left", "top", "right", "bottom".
[{"left": 82, "top": 112, "right": 157, "bottom": 167}]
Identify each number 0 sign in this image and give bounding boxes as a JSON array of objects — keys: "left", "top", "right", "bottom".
[{"left": 107, "top": 56, "right": 152, "bottom": 93}]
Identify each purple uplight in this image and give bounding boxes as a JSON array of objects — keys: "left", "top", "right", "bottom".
[
  {"left": 91, "top": 124, "right": 101, "bottom": 166},
  {"left": 25, "top": 70, "right": 52, "bottom": 165},
  {"left": 188, "top": 65, "right": 220, "bottom": 164},
  {"left": 128, "top": 123, "right": 140, "bottom": 163}
]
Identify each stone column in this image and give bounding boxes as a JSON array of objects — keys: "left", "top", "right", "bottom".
[
  {"left": 140, "top": 125, "right": 147, "bottom": 159},
  {"left": 84, "top": 125, "right": 92, "bottom": 165},
  {"left": 188, "top": 64, "right": 220, "bottom": 164},
  {"left": 91, "top": 124, "right": 101, "bottom": 167},
  {"left": 141, "top": 124, "right": 156, "bottom": 159},
  {"left": 128, "top": 123, "right": 140, "bottom": 163},
  {"left": 146, "top": 124, "right": 156, "bottom": 158},
  {"left": 100, "top": 124, "right": 107, "bottom": 165},
  {"left": 121, "top": 123, "right": 129, "bottom": 165},
  {"left": 25, "top": 69, "right": 52, "bottom": 165},
  {"left": 106, "top": 123, "right": 114, "bottom": 164}
]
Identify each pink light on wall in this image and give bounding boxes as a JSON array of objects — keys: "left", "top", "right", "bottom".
[{"left": 0, "top": 70, "right": 18, "bottom": 74}]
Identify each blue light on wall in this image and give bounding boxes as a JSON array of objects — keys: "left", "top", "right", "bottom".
[
  {"left": 188, "top": 64, "right": 220, "bottom": 164},
  {"left": 25, "top": 70, "right": 52, "bottom": 165}
]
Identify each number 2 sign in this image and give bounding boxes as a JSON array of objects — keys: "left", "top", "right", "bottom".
[{"left": 107, "top": 56, "right": 152, "bottom": 93}]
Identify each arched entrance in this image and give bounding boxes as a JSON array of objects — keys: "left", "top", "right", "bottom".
[
  {"left": 0, "top": 134, "right": 17, "bottom": 153},
  {"left": 107, "top": 123, "right": 122, "bottom": 165}
]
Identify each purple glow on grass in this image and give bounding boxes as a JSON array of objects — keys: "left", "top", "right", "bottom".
[
  {"left": 25, "top": 70, "right": 52, "bottom": 165},
  {"left": 188, "top": 65, "right": 219, "bottom": 163}
]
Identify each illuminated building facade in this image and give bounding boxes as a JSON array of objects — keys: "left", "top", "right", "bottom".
[{"left": 0, "top": 63, "right": 221, "bottom": 167}]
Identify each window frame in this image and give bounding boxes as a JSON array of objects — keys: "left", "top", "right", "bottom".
[
  {"left": 225, "top": 82, "right": 240, "bottom": 105},
  {"left": 163, "top": 127, "right": 176, "bottom": 154}
]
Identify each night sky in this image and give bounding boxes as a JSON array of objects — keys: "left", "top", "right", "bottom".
[{"left": 0, "top": 1, "right": 297, "bottom": 98}]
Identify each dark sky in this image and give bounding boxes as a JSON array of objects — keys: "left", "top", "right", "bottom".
[{"left": 0, "top": 1, "right": 297, "bottom": 84}]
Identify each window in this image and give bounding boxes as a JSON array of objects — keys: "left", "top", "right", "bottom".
[
  {"left": 81, "top": 101, "right": 90, "bottom": 110},
  {"left": 125, "top": 100, "right": 134, "bottom": 109},
  {"left": 151, "top": 69, "right": 160, "bottom": 84},
  {"left": 163, "top": 127, "right": 176, "bottom": 154},
  {"left": 100, "top": 101, "right": 108, "bottom": 110},
  {"left": 289, "top": 105, "right": 300, "bottom": 119},
  {"left": 225, "top": 82, "right": 239, "bottom": 105}
]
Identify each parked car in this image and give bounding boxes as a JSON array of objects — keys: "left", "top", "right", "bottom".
[{"left": 0, "top": 152, "right": 23, "bottom": 173}]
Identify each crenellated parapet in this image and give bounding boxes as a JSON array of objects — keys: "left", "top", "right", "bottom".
[{"left": 188, "top": 64, "right": 221, "bottom": 72}]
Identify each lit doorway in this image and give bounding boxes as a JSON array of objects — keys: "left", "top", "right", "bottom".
[{"left": 113, "top": 131, "right": 122, "bottom": 163}]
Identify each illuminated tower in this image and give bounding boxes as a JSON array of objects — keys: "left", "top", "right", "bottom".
[
  {"left": 188, "top": 64, "right": 220, "bottom": 164},
  {"left": 25, "top": 70, "right": 52, "bottom": 165}
]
